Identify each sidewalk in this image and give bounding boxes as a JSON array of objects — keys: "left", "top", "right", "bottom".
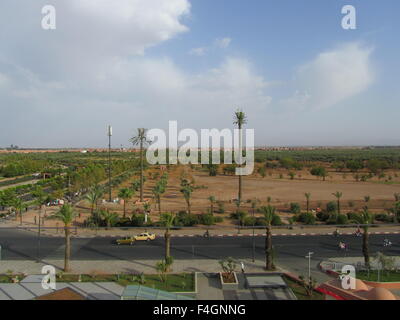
[
  {"left": 320, "top": 256, "right": 400, "bottom": 273},
  {"left": 0, "top": 258, "right": 270, "bottom": 275}
]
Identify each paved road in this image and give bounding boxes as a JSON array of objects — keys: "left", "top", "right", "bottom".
[{"left": 1, "top": 229, "right": 399, "bottom": 263}]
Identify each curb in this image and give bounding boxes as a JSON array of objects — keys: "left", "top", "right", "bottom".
[{"left": 29, "top": 230, "right": 400, "bottom": 239}]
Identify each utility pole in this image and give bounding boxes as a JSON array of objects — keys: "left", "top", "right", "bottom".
[
  {"left": 305, "top": 252, "right": 314, "bottom": 283},
  {"left": 107, "top": 125, "right": 112, "bottom": 202}
]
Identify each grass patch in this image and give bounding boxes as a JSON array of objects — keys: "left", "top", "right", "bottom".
[
  {"left": 283, "top": 276, "right": 324, "bottom": 300},
  {"left": 55, "top": 273, "right": 195, "bottom": 292},
  {"left": 357, "top": 270, "right": 400, "bottom": 282},
  {"left": 0, "top": 275, "right": 13, "bottom": 283}
]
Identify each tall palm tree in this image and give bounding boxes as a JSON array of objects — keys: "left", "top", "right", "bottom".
[
  {"left": 304, "top": 193, "right": 311, "bottom": 214},
  {"left": 53, "top": 204, "right": 76, "bottom": 272},
  {"left": 118, "top": 188, "right": 134, "bottom": 218},
  {"left": 160, "top": 212, "right": 176, "bottom": 264},
  {"left": 85, "top": 186, "right": 102, "bottom": 216},
  {"left": 261, "top": 205, "right": 276, "bottom": 270},
  {"left": 351, "top": 208, "right": 373, "bottom": 269},
  {"left": 233, "top": 110, "right": 247, "bottom": 204},
  {"left": 130, "top": 128, "right": 150, "bottom": 202},
  {"left": 332, "top": 191, "right": 343, "bottom": 215}
]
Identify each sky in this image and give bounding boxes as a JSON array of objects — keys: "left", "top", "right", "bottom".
[{"left": 0, "top": 0, "right": 399, "bottom": 148}]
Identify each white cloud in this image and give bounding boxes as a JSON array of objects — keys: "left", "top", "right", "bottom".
[
  {"left": 215, "top": 37, "right": 232, "bottom": 49},
  {"left": 189, "top": 47, "right": 207, "bottom": 56},
  {"left": 285, "top": 42, "right": 374, "bottom": 110}
]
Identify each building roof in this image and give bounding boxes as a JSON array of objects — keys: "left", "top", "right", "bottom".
[
  {"left": 121, "top": 285, "right": 194, "bottom": 300},
  {"left": 35, "top": 287, "right": 86, "bottom": 300},
  {"left": 319, "top": 277, "right": 399, "bottom": 300}
]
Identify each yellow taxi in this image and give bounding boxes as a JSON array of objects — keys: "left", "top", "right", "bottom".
[
  {"left": 134, "top": 232, "right": 156, "bottom": 241},
  {"left": 116, "top": 237, "right": 136, "bottom": 245}
]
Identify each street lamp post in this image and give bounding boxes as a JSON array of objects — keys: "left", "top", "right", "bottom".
[
  {"left": 305, "top": 251, "right": 314, "bottom": 283},
  {"left": 252, "top": 205, "right": 255, "bottom": 263},
  {"left": 37, "top": 207, "right": 42, "bottom": 262},
  {"left": 107, "top": 125, "right": 112, "bottom": 202}
]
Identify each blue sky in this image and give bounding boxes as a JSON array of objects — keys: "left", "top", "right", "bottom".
[{"left": 0, "top": 0, "right": 399, "bottom": 147}]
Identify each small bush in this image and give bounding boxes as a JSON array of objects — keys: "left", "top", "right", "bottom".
[
  {"left": 316, "top": 211, "right": 330, "bottom": 222},
  {"left": 347, "top": 212, "right": 359, "bottom": 221},
  {"left": 272, "top": 214, "right": 283, "bottom": 226},
  {"left": 374, "top": 213, "right": 392, "bottom": 223},
  {"left": 296, "top": 213, "right": 315, "bottom": 225},
  {"left": 326, "top": 201, "right": 337, "bottom": 214},
  {"left": 217, "top": 201, "right": 225, "bottom": 213},
  {"left": 336, "top": 214, "right": 348, "bottom": 225},
  {"left": 290, "top": 202, "right": 301, "bottom": 214}
]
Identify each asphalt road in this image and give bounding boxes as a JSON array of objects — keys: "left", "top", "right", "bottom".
[{"left": 0, "top": 229, "right": 399, "bottom": 263}]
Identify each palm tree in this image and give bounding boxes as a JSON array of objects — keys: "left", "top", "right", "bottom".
[
  {"left": 351, "top": 208, "right": 373, "bottom": 269},
  {"left": 364, "top": 195, "right": 371, "bottom": 209},
  {"left": 208, "top": 196, "right": 216, "bottom": 214},
  {"left": 233, "top": 110, "right": 247, "bottom": 204},
  {"left": 53, "top": 204, "right": 77, "bottom": 272},
  {"left": 130, "top": 128, "right": 150, "bottom": 202},
  {"left": 152, "top": 181, "right": 166, "bottom": 215},
  {"left": 118, "top": 188, "right": 134, "bottom": 218},
  {"left": 304, "top": 193, "right": 311, "bottom": 214},
  {"left": 33, "top": 187, "right": 47, "bottom": 228},
  {"left": 260, "top": 205, "right": 276, "bottom": 270},
  {"left": 180, "top": 179, "right": 196, "bottom": 214},
  {"left": 160, "top": 212, "right": 176, "bottom": 265},
  {"left": 332, "top": 191, "right": 343, "bottom": 215},
  {"left": 100, "top": 210, "right": 119, "bottom": 229},
  {"left": 12, "top": 198, "right": 26, "bottom": 226},
  {"left": 85, "top": 186, "right": 102, "bottom": 216}
]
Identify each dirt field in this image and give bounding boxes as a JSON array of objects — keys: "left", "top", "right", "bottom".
[
  {"left": 102, "top": 166, "right": 400, "bottom": 217},
  {"left": 16, "top": 165, "right": 400, "bottom": 228}
]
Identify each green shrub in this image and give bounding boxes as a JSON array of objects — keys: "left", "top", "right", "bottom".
[
  {"left": 290, "top": 202, "right": 301, "bottom": 214},
  {"left": 296, "top": 213, "right": 315, "bottom": 225},
  {"left": 326, "top": 201, "right": 337, "bottom": 214},
  {"left": 336, "top": 214, "right": 348, "bottom": 225},
  {"left": 175, "top": 212, "right": 199, "bottom": 226},
  {"left": 347, "top": 212, "right": 360, "bottom": 222},
  {"left": 374, "top": 213, "right": 392, "bottom": 223},
  {"left": 217, "top": 201, "right": 225, "bottom": 213},
  {"left": 316, "top": 211, "right": 330, "bottom": 222},
  {"left": 272, "top": 214, "right": 283, "bottom": 226}
]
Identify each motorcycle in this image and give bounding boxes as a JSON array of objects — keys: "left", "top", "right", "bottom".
[{"left": 383, "top": 239, "right": 392, "bottom": 247}]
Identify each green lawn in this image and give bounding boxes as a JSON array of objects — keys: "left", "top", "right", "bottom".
[
  {"left": 283, "top": 276, "right": 324, "bottom": 300},
  {"left": 54, "top": 273, "right": 195, "bottom": 292},
  {"left": 356, "top": 270, "right": 400, "bottom": 282}
]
